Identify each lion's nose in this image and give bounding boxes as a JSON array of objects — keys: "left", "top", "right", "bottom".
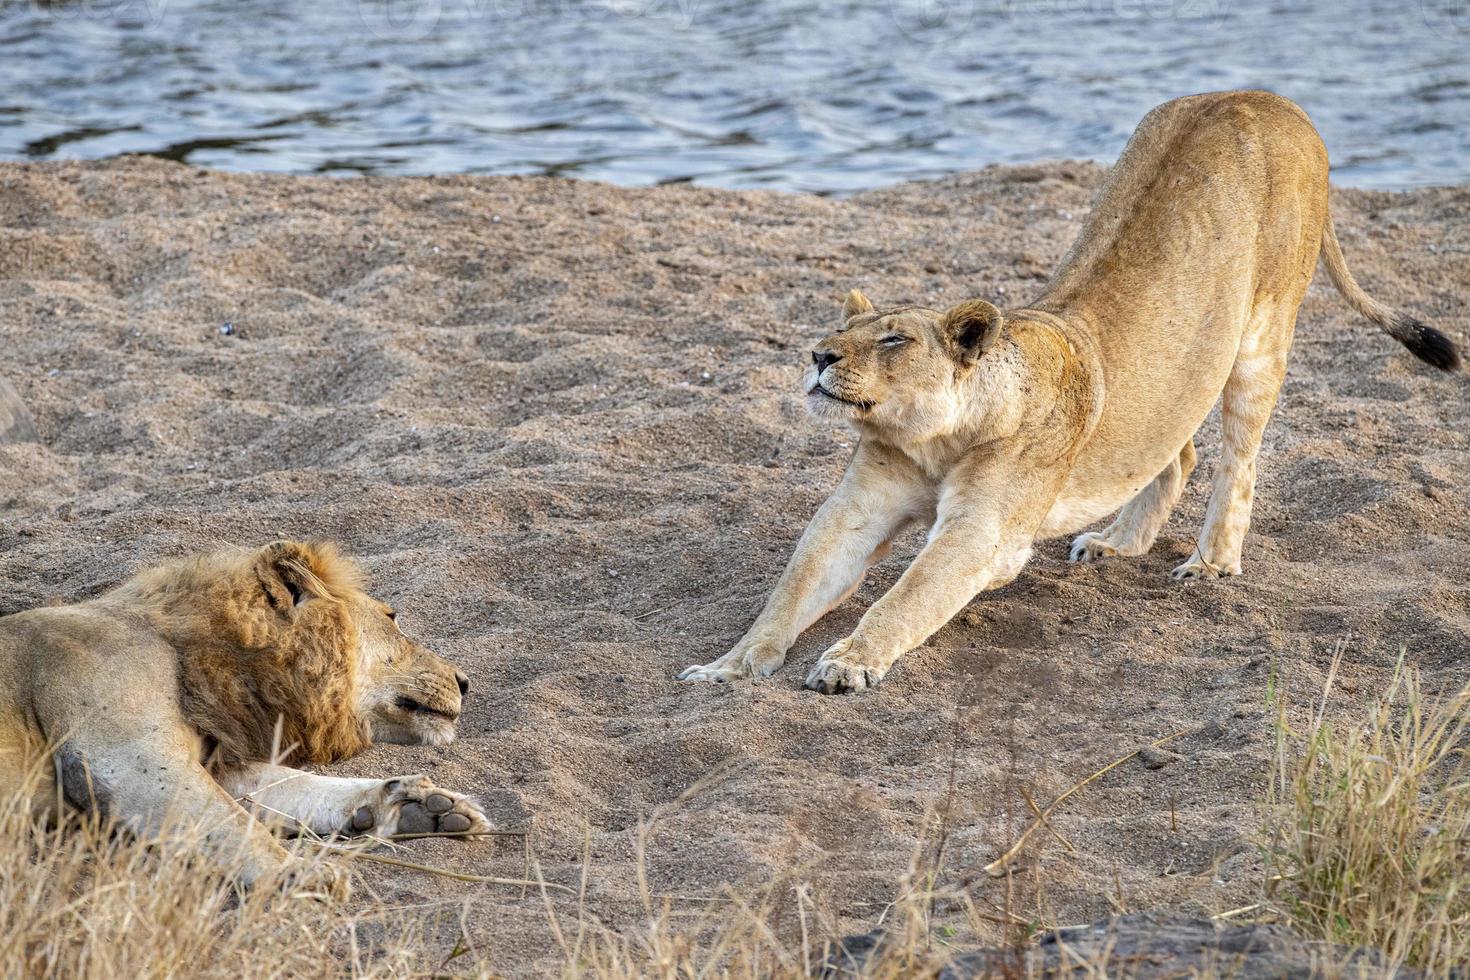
[
  {"left": 455, "top": 671, "right": 470, "bottom": 696},
  {"left": 813, "top": 349, "right": 841, "bottom": 373}
]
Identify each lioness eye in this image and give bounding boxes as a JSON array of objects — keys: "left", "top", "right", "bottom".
[{"left": 881, "top": 335, "right": 909, "bottom": 347}]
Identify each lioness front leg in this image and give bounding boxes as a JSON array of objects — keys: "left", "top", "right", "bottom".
[
  {"left": 217, "top": 763, "right": 492, "bottom": 838},
  {"left": 679, "top": 442, "right": 930, "bottom": 683},
  {"left": 806, "top": 470, "right": 1059, "bottom": 694}
]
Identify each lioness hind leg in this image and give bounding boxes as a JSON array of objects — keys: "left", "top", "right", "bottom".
[
  {"left": 1071, "top": 438, "right": 1197, "bottom": 563},
  {"left": 1173, "top": 312, "right": 1293, "bottom": 580}
]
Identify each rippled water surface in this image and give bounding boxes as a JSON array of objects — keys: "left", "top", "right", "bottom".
[{"left": 1, "top": 0, "right": 1467, "bottom": 192}]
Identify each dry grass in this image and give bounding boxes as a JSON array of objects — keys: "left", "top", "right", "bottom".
[
  {"left": 0, "top": 759, "right": 438, "bottom": 980},
  {"left": 546, "top": 824, "right": 955, "bottom": 979},
  {"left": 539, "top": 762, "right": 956, "bottom": 979},
  {"left": 0, "top": 752, "right": 961, "bottom": 980},
  {"left": 0, "top": 732, "right": 1151, "bottom": 979},
  {"left": 1265, "top": 652, "right": 1470, "bottom": 975},
  {"left": 16, "top": 658, "right": 1470, "bottom": 979}
]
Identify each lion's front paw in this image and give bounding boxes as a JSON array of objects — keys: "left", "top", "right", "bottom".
[
  {"left": 347, "top": 775, "right": 492, "bottom": 838},
  {"left": 803, "top": 638, "right": 888, "bottom": 695},
  {"left": 678, "top": 638, "right": 786, "bottom": 684},
  {"left": 1069, "top": 531, "right": 1118, "bottom": 564},
  {"left": 1169, "top": 556, "right": 1240, "bottom": 581}
]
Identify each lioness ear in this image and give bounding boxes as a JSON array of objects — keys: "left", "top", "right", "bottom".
[
  {"left": 256, "top": 541, "right": 328, "bottom": 613},
  {"left": 941, "top": 299, "right": 1004, "bottom": 366},
  {"left": 842, "top": 289, "right": 874, "bottom": 320}
]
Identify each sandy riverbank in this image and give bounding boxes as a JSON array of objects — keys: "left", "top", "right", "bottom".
[{"left": 1, "top": 158, "right": 1466, "bottom": 972}]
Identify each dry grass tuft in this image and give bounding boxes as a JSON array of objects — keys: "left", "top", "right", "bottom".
[
  {"left": 22, "top": 659, "right": 1470, "bottom": 979},
  {"left": 0, "top": 752, "right": 956, "bottom": 980},
  {"left": 542, "top": 761, "right": 955, "bottom": 979},
  {"left": 549, "top": 824, "right": 952, "bottom": 979},
  {"left": 0, "top": 761, "right": 431, "bottom": 979},
  {"left": 1265, "top": 653, "right": 1470, "bottom": 974}
]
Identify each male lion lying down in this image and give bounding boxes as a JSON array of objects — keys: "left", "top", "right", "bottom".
[
  {"left": 682, "top": 89, "right": 1461, "bottom": 695},
  {"left": 0, "top": 540, "right": 490, "bottom": 887}
]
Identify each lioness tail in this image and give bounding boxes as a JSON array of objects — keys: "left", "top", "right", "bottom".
[{"left": 1319, "top": 210, "right": 1460, "bottom": 371}]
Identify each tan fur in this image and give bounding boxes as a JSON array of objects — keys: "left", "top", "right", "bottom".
[
  {"left": 0, "top": 541, "right": 490, "bottom": 888},
  {"left": 681, "top": 90, "right": 1460, "bottom": 694}
]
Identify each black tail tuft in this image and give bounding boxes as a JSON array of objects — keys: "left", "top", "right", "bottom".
[{"left": 1393, "top": 316, "right": 1462, "bottom": 371}]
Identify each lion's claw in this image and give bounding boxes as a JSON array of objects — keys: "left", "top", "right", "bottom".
[
  {"left": 1069, "top": 531, "right": 1118, "bottom": 563},
  {"left": 804, "top": 661, "right": 883, "bottom": 694},
  {"left": 803, "top": 639, "right": 888, "bottom": 695},
  {"left": 677, "top": 663, "right": 742, "bottom": 683},
  {"left": 1170, "top": 556, "right": 1239, "bottom": 581},
  {"left": 679, "top": 640, "right": 785, "bottom": 684}
]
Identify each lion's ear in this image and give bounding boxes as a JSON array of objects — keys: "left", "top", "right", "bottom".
[
  {"left": 255, "top": 541, "right": 329, "bottom": 613},
  {"left": 941, "top": 299, "right": 1004, "bottom": 366},
  {"left": 842, "top": 289, "right": 874, "bottom": 320}
]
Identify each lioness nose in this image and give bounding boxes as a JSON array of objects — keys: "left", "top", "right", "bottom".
[
  {"left": 813, "top": 349, "right": 841, "bottom": 372},
  {"left": 455, "top": 671, "right": 470, "bottom": 696}
]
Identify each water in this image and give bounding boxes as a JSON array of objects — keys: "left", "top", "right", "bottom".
[{"left": 0, "top": 0, "right": 1466, "bottom": 193}]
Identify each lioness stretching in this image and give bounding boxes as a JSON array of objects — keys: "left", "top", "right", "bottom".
[
  {"left": 0, "top": 540, "right": 491, "bottom": 887},
  {"left": 681, "top": 90, "right": 1460, "bottom": 695}
]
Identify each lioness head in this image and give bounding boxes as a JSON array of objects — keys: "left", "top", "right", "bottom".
[
  {"left": 805, "top": 289, "right": 1004, "bottom": 438},
  {"left": 156, "top": 541, "right": 471, "bottom": 766}
]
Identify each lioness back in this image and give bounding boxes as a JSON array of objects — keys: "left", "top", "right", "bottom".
[{"left": 1036, "top": 90, "right": 1331, "bottom": 529}]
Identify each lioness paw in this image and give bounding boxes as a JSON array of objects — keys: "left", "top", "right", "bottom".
[
  {"left": 346, "top": 775, "right": 491, "bottom": 838},
  {"left": 678, "top": 640, "right": 785, "bottom": 684},
  {"left": 1069, "top": 532, "right": 1119, "bottom": 564},
  {"left": 1169, "top": 556, "right": 1241, "bottom": 581},
  {"left": 804, "top": 639, "right": 888, "bottom": 695}
]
